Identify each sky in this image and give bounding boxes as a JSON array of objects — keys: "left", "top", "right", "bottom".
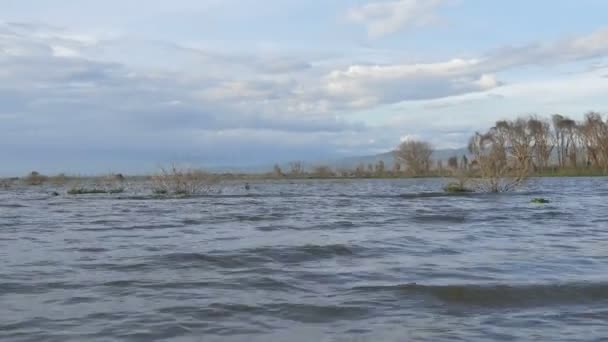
[{"left": 2, "top": 0, "right": 608, "bottom": 175}]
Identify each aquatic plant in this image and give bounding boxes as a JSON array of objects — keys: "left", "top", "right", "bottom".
[
  {"left": 151, "top": 166, "right": 219, "bottom": 196},
  {"left": 531, "top": 198, "right": 550, "bottom": 204},
  {"left": 443, "top": 182, "right": 473, "bottom": 193},
  {"left": 67, "top": 187, "right": 124, "bottom": 195}
]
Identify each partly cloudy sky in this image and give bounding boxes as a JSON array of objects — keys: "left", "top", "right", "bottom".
[{"left": 2, "top": 0, "right": 608, "bottom": 175}]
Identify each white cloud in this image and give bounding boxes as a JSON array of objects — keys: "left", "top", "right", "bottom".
[
  {"left": 3, "top": 20, "right": 608, "bottom": 173},
  {"left": 347, "top": 0, "right": 446, "bottom": 38}
]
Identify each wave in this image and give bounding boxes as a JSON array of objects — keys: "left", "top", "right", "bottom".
[
  {"left": 155, "top": 244, "right": 360, "bottom": 269},
  {"left": 352, "top": 282, "right": 608, "bottom": 307}
]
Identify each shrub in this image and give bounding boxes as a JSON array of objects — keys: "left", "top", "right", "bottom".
[
  {"left": 443, "top": 182, "right": 473, "bottom": 193},
  {"left": 23, "top": 171, "right": 48, "bottom": 186},
  {"left": 151, "top": 166, "right": 219, "bottom": 196}
]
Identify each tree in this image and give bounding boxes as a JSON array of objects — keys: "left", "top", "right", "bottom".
[
  {"left": 375, "top": 160, "right": 385, "bottom": 176},
  {"left": 273, "top": 164, "right": 284, "bottom": 177},
  {"left": 528, "top": 116, "right": 553, "bottom": 171},
  {"left": 468, "top": 119, "right": 532, "bottom": 192},
  {"left": 395, "top": 140, "right": 433, "bottom": 176},
  {"left": 312, "top": 165, "right": 334, "bottom": 178},
  {"left": 448, "top": 156, "right": 459, "bottom": 170},
  {"left": 392, "top": 162, "right": 401, "bottom": 175},
  {"left": 355, "top": 163, "right": 367, "bottom": 177},
  {"left": 461, "top": 155, "right": 469, "bottom": 170},
  {"left": 552, "top": 115, "right": 577, "bottom": 167},
  {"left": 288, "top": 161, "right": 304, "bottom": 176},
  {"left": 579, "top": 112, "right": 608, "bottom": 171}
]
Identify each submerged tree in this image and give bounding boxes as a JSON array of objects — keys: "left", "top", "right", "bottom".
[
  {"left": 395, "top": 140, "right": 433, "bottom": 176},
  {"left": 467, "top": 118, "right": 534, "bottom": 192}
]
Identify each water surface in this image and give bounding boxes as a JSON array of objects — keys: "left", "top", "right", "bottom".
[{"left": 1, "top": 178, "right": 608, "bottom": 341}]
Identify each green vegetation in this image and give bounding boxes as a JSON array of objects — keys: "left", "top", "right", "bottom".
[
  {"left": 443, "top": 182, "right": 473, "bottom": 193},
  {"left": 67, "top": 187, "right": 124, "bottom": 195},
  {"left": 531, "top": 198, "right": 550, "bottom": 204}
]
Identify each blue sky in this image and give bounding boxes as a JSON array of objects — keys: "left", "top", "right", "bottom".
[{"left": 2, "top": 0, "right": 608, "bottom": 175}]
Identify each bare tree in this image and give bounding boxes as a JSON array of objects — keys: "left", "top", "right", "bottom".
[
  {"left": 461, "top": 155, "right": 469, "bottom": 170},
  {"left": 552, "top": 115, "right": 578, "bottom": 168},
  {"left": 392, "top": 162, "right": 401, "bottom": 175},
  {"left": 395, "top": 140, "right": 434, "bottom": 176},
  {"left": 312, "top": 165, "right": 334, "bottom": 178},
  {"left": 579, "top": 112, "right": 608, "bottom": 171},
  {"left": 273, "top": 164, "right": 284, "bottom": 177},
  {"left": 447, "top": 156, "right": 459, "bottom": 170},
  {"left": 528, "top": 116, "right": 553, "bottom": 171},
  {"left": 375, "top": 160, "right": 385, "bottom": 176},
  {"left": 355, "top": 163, "right": 367, "bottom": 177},
  {"left": 288, "top": 161, "right": 304, "bottom": 176},
  {"left": 468, "top": 124, "right": 529, "bottom": 192}
]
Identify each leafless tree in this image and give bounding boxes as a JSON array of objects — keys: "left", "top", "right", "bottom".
[
  {"left": 392, "top": 162, "right": 401, "bottom": 175},
  {"left": 273, "top": 164, "right": 284, "bottom": 177},
  {"left": 447, "top": 156, "right": 459, "bottom": 170},
  {"left": 395, "top": 140, "right": 434, "bottom": 176},
  {"left": 468, "top": 124, "right": 529, "bottom": 192},
  {"left": 288, "top": 161, "right": 304, "bottom": 176},
  {"left": 579, "top": 112, "right": 608, "bottom": 171},
  {"left": 552, "top": 114, "right": 578, "bottom": 167},
  {"left": 375, "top": 160, "right": 385, "bottom": 176},
  {"left": 312, "top": 165, "right": 334, "bottom": 178},
  {"left": 461, "top": 155, "right": 469, "bottom": 170},
  {"left": 355, "top": 163, "right": 367, "bottom": 177},
  {"left": 528, "top": 116, "right": 554, "bottom": 171}
]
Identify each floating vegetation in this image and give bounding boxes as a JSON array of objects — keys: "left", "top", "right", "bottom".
[
  {"left": 531, "top": 198, "right": 550, "bottom": 204},
  {"left": 443, "top": 182, "right": 473, "bottom": 193},
  {"left": 67, "top": 188, "right": 124, "bottom": 195}
]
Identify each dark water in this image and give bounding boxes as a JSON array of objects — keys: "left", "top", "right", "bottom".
[{"left": 2, "top": 178, "right": 608, "bottom": 341}]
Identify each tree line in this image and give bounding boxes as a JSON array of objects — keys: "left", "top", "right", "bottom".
[{"left": 271, "top": 112, "right": 608, "bottom": 181}]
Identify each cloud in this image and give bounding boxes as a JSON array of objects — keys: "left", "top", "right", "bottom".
[
  {"left": 3, "top": 20, "right": 608, "bottom": 174},
  {"left": 320, "top": 59, "right": 499, "bottom": 108},
  {"left": 314, "top": 27, "right": 608, "bottom": 109},
  {"left": 347, "top": 0, "right": 446, "bottom": 38}
]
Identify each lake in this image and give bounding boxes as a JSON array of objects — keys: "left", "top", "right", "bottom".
[{"left": 1, "top": 178, "right": 608, "bottom": 341}]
